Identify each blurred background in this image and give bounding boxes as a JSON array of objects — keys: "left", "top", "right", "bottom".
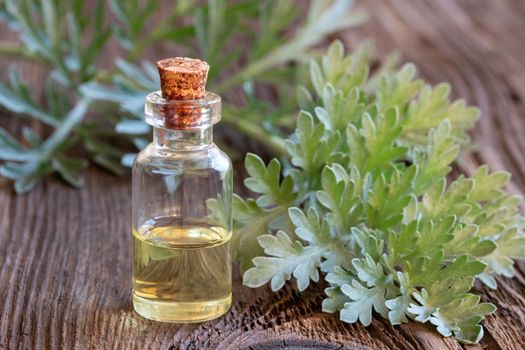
[
  {"left": 0, "top": 0, "right": 364, "bottom": 194},
  {"left": 0, "top": 0, "right": 523, "bottom": 194}
]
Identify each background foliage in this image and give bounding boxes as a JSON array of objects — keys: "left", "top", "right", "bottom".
[{"left": 0, "top": 0, "right": 365, "bottom": 193}]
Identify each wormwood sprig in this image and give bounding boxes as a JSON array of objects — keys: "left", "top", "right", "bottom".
[
  {"left": 0, "top": 97, "right": 89, "bottom": 192},
  {"left": 236, "top": 40, "right": 525, "bottom": 344},
  {"left": 0, "top": 0, "right": 124, "bottom": 191}
]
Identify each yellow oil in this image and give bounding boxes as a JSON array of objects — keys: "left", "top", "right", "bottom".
[{"left": 132, "top": 224, "right": 232, "bottom": 323}]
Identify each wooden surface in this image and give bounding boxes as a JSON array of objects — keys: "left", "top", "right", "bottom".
[{"left": 1, "top": 0, "right": 525, "bottom": 349}]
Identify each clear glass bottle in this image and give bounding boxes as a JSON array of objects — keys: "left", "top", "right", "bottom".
[{"left": 132, "top": 91, "right": 232, "bottom": 323}]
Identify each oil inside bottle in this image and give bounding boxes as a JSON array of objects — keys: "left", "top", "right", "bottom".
[{"left": 132, "top": 218, "right": 232, "bottom": 323}]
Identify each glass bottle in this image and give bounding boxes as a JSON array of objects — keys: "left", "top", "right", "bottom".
[{"left": 132, "top": 90, "right": 232, "bottom": 323}]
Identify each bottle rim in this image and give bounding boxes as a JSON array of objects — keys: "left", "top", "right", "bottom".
[{"left": 145, "top": 91, "right": 221, "bottom": 129}]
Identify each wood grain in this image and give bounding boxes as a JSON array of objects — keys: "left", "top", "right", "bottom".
[{"left": 1, "top": 0, "right": 525, "bottom": 349}]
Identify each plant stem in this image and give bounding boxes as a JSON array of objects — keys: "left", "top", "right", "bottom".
[
  {"left": 214, "top": 40, "right": 308, "bottom": 94},
  {"left": 0, "top": 41, "right": 43, "bottom": 62},
  {"left": 93, "top": 69, "right": 115, "bottom": 84}
]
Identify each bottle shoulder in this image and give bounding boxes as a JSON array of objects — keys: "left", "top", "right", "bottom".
[{"left": 134, "top": 143, "right": 232, "bottom": 173}]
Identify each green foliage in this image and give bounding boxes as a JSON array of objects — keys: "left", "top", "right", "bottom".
[
  {"left": 0, "top": 0, "right": 134, "bottom": 191},
  {"left": 244, "top": 153, "right": 297, "bottom": 207},
  {"left": 0, "top": 0, "right": 366, "bottom": 193},
  {"left": 82, "top": 0, "right": 367, "bottom": 161},
  {"left": 237, "top": 40, "right": 525, "bottom": 344}
]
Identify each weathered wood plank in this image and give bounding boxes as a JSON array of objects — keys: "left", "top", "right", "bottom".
[{"left": 1, "top": 0, "right": 525, "bottom": 349}]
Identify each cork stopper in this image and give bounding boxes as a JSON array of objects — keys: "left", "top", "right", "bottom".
[
  {"left": 155, "top": 57, "right": 210, "bottom": 129},
  {"left": 157, "top": 57, "right": 209, "bottom": 101}
]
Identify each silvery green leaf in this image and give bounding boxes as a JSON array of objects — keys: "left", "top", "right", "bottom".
[
  {"left": 322, "top": 286, "right": 349, "bottom": 313},
  {"left": 115, "top": 119, "right": 150, "bottom": 135},
  {"left": 243, "top": 230, "right": 324, "bottom": 291},
  {"left": 340, "top": 279, "right": 388, "bottom": 325},
  {"left": 0, "top": 127, "right": 34, "bottom": 161},
  {"left": 296, "top": 85, "right": 314, "bottom": 111},
  {"left": 132, "top": 137, "right": 149, "bottom": 150},
  {"left": 51, "top": 156, "right": 88, "bottom": 188},
  {"left": 385, "top": 272, "right": 412, "bottom": 324},
  {"left": 22, "top": 127, "right": 42, "bottom": 147},
  {"left": 243, "top": 153, "right": 297, "bottom": 207},
  {"left": 116, "top": 58, "right": 158, "bottom": 89},
  {"left": 121, "top": 153, "right": 137, "bottom": 167}
]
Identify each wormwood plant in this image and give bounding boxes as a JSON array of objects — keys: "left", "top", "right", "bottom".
[
  {"left": 235, "top": 41, "right": 525, "bottom": 344},
  {"left": 0, "top": 0, "right": 365, "bottom": 193}
]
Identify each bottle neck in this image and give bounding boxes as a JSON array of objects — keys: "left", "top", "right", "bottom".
[{"left": 153, "top": 126, "right": 213, "bottom": 150}]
